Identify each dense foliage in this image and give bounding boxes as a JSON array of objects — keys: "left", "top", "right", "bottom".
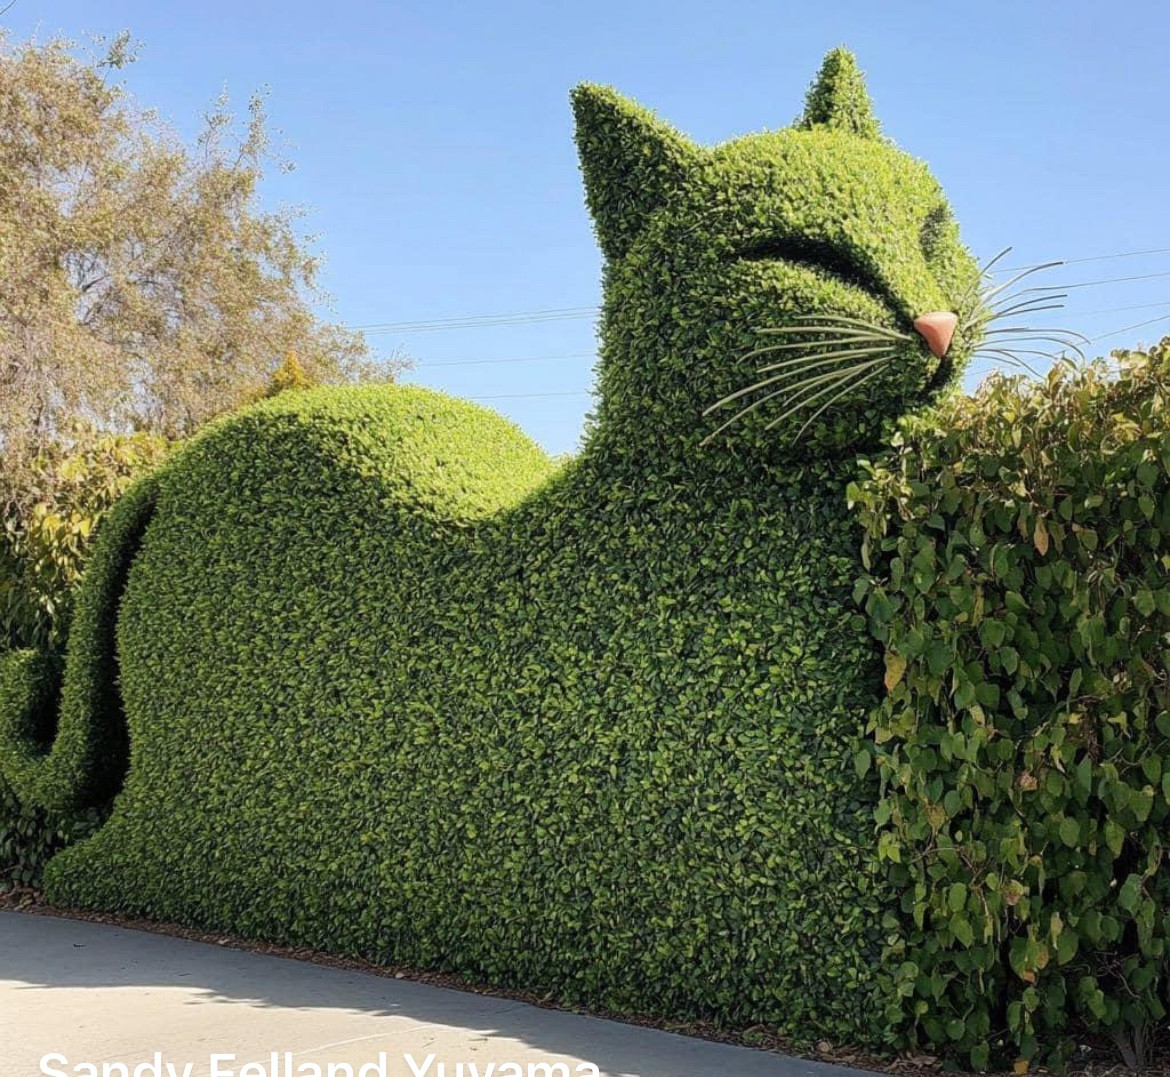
[
  {"left": 0, "top": 475, "right": 159, "bottom": 814},
  {"left": 5, "top": 51, "right": 983, "bottom": 1048},
  {"left": 0, "top": 435, "right": 166, "bottom": 889},
  {"left": 850, "top": 340, "right": 1170, "bottom": 1068},
  {"left": 42, "top": 384, "right": 895, "bottom": 1041},
  {"left": 795, "top": 47, "right": 884, "bottom": 140},
  {"left": 0, "top": 432, "right": 169, "bottom": 651},
  {"left": 0, "top": 775, "right": 102, "bottom": 891}
]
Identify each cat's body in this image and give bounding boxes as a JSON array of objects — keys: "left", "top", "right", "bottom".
[{"left": 4, "top": 50, "right": 984, "bottom": 1041}]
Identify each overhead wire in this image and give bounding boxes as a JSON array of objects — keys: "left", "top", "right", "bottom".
[
  {"left": 414, "top": 351, "right": 593, "bottom": 368},
  {"left": 464, "top": 389, "right": 591, "bottom": 400},
  {"left": 994, "top": 246, "right": 1170, "bottom": 273},
  {"left": 370, "top": 246, "right": 1168, "bottom": 393},
  {"left": 350, "top": 246, "right": 1170, "bottom": 335}
]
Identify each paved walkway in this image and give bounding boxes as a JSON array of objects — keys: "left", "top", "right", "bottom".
[{"left": 1, "top": 910, "right": 877, "bottom": 1077}]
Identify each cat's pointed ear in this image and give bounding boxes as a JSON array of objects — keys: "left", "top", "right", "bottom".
[
  {"left": 571, "top": 84, "right": 701, "bottom": 262},
  {"left": 795, "top": 48, "right": 883, "bottom": 140}
]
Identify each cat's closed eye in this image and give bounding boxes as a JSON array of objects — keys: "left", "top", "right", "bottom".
[{"left": 739, "top": 236, "right": 891, "bottom": 310}]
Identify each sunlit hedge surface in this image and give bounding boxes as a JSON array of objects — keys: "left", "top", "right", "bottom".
[{"left": 38, "top": 382, "right": 893, "bottom": 1044}]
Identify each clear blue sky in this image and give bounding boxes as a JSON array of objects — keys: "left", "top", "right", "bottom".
[{"left": 7, "top": 0, "right": 1170, "bottom": 455}]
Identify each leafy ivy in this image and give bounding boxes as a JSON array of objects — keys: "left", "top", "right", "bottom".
[{"left": 850, "top": 341, "right": 1170, "bottom": 1069}]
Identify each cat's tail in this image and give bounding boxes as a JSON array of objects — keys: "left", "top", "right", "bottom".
[{"left": 0, "top": 473, "right": 160, "bottom": 814}]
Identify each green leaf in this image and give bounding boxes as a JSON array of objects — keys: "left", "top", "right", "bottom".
[{"left": 1117, "top": 874, "right": 1143, "bottom": 914}]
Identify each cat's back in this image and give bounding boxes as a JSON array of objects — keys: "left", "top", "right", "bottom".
[
  {"left": 113, "top": 381, "right": 559, "bottom": 797},
  {"left": 150, "top": 382, "right": 556, "bottom": 535}
]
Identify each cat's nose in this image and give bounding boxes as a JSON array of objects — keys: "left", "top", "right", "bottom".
[{"left": 913, "top": 311, "right": 958, "bottom": 358}]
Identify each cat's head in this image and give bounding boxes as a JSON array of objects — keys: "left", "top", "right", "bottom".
[{"left": 572, "top": 49, "right": 985, "bottom": 464}]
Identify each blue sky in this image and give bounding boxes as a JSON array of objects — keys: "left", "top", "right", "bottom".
[{"left": 6, "top": 0, "right": 1170, "bottom": 455}]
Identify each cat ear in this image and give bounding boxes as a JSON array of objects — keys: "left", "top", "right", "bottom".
[
  {"left": 795, "top": 48, "right": 883, "bottom": 140},
  {"left": 571, "top": 84, "right": 701, "bottom": 262}
]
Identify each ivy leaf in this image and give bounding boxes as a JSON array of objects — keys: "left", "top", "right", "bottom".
[
  {"left": 884, "top": 651, "right": 907, "bottom": 693},
  {"left": 1033, "top": 516, "right": 1049, "bottom": 556}
]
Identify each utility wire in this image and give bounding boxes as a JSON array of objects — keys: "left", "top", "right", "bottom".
[
  {"left": 1077, "top": 299, "right": 1170, "bottom": 317},
  {"left": 1023, "top": 269, "right": 1170, "bottom": 292},
  {"left": 995, "top": 246, "right": 1170, "bottom": 273},
  {"left": 404, "top": 307, "right": 1169, "bottom": 373},
  {"left": 351, "top": 253, "right": 1169, "bottom": 335},
  {"left": 354, "top": 307, "right": 596, "bottom": 333},
  {"left": 357, "top": 271, "right": 1168, "bottom": 335},
  {"left": 462, "top": 389, "right": 592, "bottom": 400},
  {"left": 351, "top": 249, "right": 1169, "bottom": 382},
  {"left": 411, "top": 302, "right": 1170, "bottom": 368},
  {"left": 414, "top": 351, "right": 593, "bottom": 368},
  {"left": 1089, "top": 313, "right": 1170, "bottom": 344}
]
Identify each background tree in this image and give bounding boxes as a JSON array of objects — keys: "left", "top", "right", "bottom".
[
  {"left": 0, "top": 31, "right": 400, "bottom": 505},
  {"left": 256, "top": 351, "right": 316, "bottom": 399}
]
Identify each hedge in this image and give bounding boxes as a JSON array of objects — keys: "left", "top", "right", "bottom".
[
  {"left": 850, "top": 342, "right": 1170, "bottom": 1068},
  {"left": 0, "top": 772, "right": 102, "bottom": 890},
  {"left": 0, "top": 438, "right": 164, "bottom": 887},
  {"left": 0, "top": 475, "right": 159, "bottom": 814},
  {"left": 15, "top": 50, "right": 984, "bottom": 1048}
]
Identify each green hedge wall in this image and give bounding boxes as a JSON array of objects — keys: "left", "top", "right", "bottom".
[
  {"left": 0, "top": 52, "right": 996, "bottom": 1052},
  {"left": 14, "top": 50, "right": 983, "bottom": 1049},
  {"left": 43, "top": 385, "right": 893, "bottom": 1041},
  {"left": 850, "top": 343, "right": 1170, "bottom": 1068}
]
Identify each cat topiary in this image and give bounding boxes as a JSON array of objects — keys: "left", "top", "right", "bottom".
[{"left": 0, "top": 50, "right": 985, "bottom": 1045}]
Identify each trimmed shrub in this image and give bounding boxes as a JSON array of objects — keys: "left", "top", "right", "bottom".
[
  {"left": 256, "top": 351, "right": 317, "bottom": 400},
  {"left": 45, "top": 384, "right": 900, "bottom": 1041},
  {"left": 850, "top": 342, "right": 1170, "bottom": 1068},
  {"left": 0, "top": 476, "right": 159, "bottom": 813},
  {"left": 12, "top": 50, "right": 983, "bottom": 1048},
  {"left": 0, "top": 436, "right": 165, "bottom": 886},
  {"left": 0, "top": 773, "right": 102, "bottom": 891}
]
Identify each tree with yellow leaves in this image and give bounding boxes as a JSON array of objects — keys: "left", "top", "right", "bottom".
[{"left": 0, "top": 31, "right": 400, "bottom": 504}]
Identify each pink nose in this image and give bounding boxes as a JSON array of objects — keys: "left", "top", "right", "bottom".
[{"left": 913, "top": 311, "right": 958, "bottom": 358}]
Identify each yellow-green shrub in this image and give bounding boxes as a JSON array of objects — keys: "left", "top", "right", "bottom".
[{"left": 0, "top": 432, "right": 170, "bottom": 651}]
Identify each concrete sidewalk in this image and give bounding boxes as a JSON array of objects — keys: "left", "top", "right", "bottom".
[{"left": 0, "top": 910, "right": 878, "bottom": 1077}]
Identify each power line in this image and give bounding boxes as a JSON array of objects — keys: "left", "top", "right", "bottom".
[
  {"left": 349, "top": 249, "right": 1169, "bottom": 335},
  {"left": 1089, "top": 313, "right": 1170, "bottom": 344},
  {"left": 444, "top": 317, "right": 1167, "bottom": 395},
  {"left": 1024, "top": 269, "right": 1170, "bottom": 292},
  {"left": 411, "top": 303, "right": 1170, "bottom": 368},
  {"left": 355, "top": 307, "right": 597, "bottom": 334},
  {"left": 414, "top": 351, "right": 593, "bottom": 369},
  {"left": 462, "top": 389, "right": 592, "bottom": 400},
  {"left": 399, "top": 305, "right": 1169, "bottom": 373},
  {"left": 995, "top": 246, "right": 1170, "bottom": 273},
  {"left": 1078, "top": 299, "right": 1170, "bottom": 317}
]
